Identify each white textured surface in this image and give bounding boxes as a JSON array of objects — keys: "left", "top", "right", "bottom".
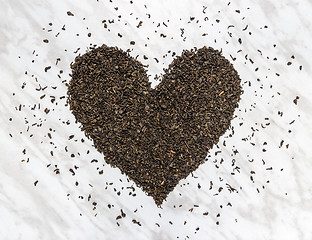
[{"left": 1, "top": 0, "right": 312, "bottom": 239}]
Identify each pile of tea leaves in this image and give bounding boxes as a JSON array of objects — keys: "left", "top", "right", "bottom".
[{"left": 67, "top": 44, "right": 242, "bottom": 205}]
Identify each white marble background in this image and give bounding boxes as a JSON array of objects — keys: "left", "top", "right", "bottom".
[{"left": 1, "top": 0, "right": 312, "bottom": 239}]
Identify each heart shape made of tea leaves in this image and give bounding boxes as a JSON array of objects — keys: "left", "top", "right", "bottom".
[{"left": 67, "top": 45, "right": 242, "bottom": 205}]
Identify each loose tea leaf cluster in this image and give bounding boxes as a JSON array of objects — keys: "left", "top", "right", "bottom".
[{"left": 67, "top": 44, "right": 242, "bottom": 205}]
